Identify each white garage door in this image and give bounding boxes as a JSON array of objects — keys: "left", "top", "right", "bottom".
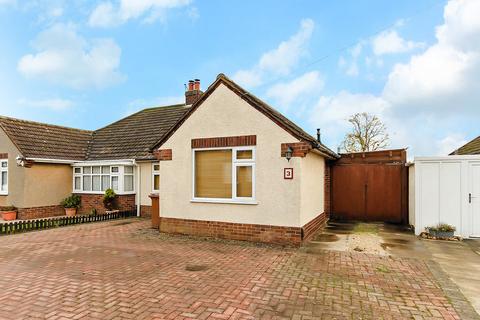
[
  {"left": 470, "top": 163, "right": 480, "bottom": 237},
  {"left": 414, "top": 156, "right": 480, "bottom": 238}
]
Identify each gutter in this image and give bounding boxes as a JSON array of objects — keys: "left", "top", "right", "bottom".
[{"left": 25, "top": 157, "right": 77, "bottom": 164}]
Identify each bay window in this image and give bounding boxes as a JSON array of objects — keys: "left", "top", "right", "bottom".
[
  {"left": 193, "top": 147, "right": 255, "bottom": 203},
  {"left": 73, "top": 165, "right": 135, "bottom": 194},
  {"left": 0, "top": 160, "right": 7, "bottom": 195}
]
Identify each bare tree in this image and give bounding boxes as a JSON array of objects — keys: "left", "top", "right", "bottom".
[{"left": 341, "top": 112, "right": 389, "bottom": 152}]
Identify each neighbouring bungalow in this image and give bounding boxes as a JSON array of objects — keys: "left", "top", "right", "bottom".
[{"left": 0, "top": 74, "right": 339, "bottom": 244}]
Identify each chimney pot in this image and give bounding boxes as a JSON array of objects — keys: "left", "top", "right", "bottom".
[
  {"left": 194, "top": 79, "right": 200, "bottom": 91},
  {"left": 188, "top": 80, "right": 194, "bottom": 91}
]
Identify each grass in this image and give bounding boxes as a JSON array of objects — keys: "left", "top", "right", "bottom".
[
  {"left": 352, "top": 223, "right": 379, "bottom": 234},
  {"left": 376, "top": 265, "right": 390, "bottom": 273}
]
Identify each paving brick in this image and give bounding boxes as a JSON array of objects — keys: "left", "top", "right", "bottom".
[{"left": 0, "top": 219, "right": 461, "bottom": 319}]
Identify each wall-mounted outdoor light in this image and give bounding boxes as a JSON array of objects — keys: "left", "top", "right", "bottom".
[
  {"left": 16, "top": 155, "right": 26, "bottom": 167},
  {"left": 285, "top": 146, "right": 293, "bottom": 162}
]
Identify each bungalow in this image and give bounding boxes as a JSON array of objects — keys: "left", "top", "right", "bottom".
[{"left": 0, "top": 74, "right": 338, "bottom": 244}]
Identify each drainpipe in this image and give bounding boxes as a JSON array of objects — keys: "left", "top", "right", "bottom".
[{"left": 133, "top": 160, "right": 141, "bottom": 217}]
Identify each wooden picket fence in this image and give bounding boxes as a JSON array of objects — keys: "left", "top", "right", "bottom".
[{"left": 0, "top": 210, "right": 137, "bottom": 236}]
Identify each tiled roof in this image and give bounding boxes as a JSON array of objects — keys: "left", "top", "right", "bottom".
[
  {"left": 153, "top": 74, "right": 339, "bottom": 159},
  {"left": 0, "top": 116, "right": 92, "bottom": 161},
  {"left": 450, "top": 136, "right": 480, "bottom": 155},
  {"left": 86, "top": 104, "right": 189, "bottom": 160}
]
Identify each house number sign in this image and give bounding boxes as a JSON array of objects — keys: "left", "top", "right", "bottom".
[{"left": 284, "top": 168, "right": 293, "bottom": 179}]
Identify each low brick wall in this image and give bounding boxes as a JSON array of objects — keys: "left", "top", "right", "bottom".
[
  {"left": 75, "top": 194, "right": 136, "bottom": 214},
  {"left": 17, "top": 205, "right": 65, "bottom": 220},
  {"left": 158, "top": 212, "right": 327, "bottom": 245},
  {"left": 301, "top": 212, "right": 327, "bottom": 242},
  {"left": 140, "top": 205, "right": 152, "bottom": 218}
]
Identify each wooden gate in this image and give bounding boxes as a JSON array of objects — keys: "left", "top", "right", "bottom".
[{"left": 331, "top": 149, "right": 408, "bottom": 223}]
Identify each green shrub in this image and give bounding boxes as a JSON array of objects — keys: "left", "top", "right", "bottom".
[
  {"left": 0, "top": 205, "right": 17, "bottom": 212},
  {"left": 427, "top": 223, "right": 456, "bottom": 233},
  {"left": 61, "top": 194, "right": 81, "bottom": 208},
  {"left": 436, "top": 223, "right": 456, "bottom": 232},
  {"left": 103, "top": 188, "right": 117, "bottom": 210}
]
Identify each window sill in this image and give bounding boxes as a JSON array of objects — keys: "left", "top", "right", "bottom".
[
  {"left": 73, "top": 191, "right": 136, "bottom": 195},
  {"left": 191, "top": 198, "right": 258, "bottom": 205},
  {"left": 0, "top": 192, "right": 8, "bottom": 196}
]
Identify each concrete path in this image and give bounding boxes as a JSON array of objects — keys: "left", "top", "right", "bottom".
[{"left": 422, "top": 239, "right": 480, "bottom": 316}]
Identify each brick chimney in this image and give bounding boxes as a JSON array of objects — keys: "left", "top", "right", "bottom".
[{"left": 185, "top": 78, "right": 203, "bottom": 105}]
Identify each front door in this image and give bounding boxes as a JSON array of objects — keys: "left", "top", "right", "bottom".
[{"left": 470, "top": 163, "right": 480, "bottom": 237}]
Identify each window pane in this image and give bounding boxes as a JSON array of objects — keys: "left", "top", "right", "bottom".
[
  {"left": 153, "top": 174, "right": 160, "bottom": 191},
  {"left": 74, "top": 167, "right": 81, "bottom": 174},
  {"left": 92, "top": 166, "right": 101, "bottom": 174},
  {"left": 111, "top": 167, "right": 119, "bottom": 173},
  {"left": 102, "top": 166, "right": 110, "bottom": 174},
  {"left": 74, "top": 176, "right": 81, "bottom": 190},
  {"left": 83, "top": 167, "right": 91, "bottom": 174},
  {"left": 124, "top": 175, "right": 134, "bottom": 191},
  {"left": 92, "top": 176, "right": 101, "bottom": 191},
  {"left": 1, "top": 171, "right": 7, "bottom": 191},
  {"left": 2, "top": 161, "right": 8, "bottom": 168},
  {"left": 153, "top": 164, "right": 160, "bottom": 171},
  {"left": 236, "top": 150, "right": 253, "bottom": 160},
  {"left": 236, "top": 166, "right": 252, "bottom": 197},
  {"left": 111, "top": 176, "right": 119, "bottom": 191},
  {"left": 83, "top": 176, "right": 92, "bottom": 191},
  {"left": 124, "top": 166, "right": 133, "bottom": 174},
  {"left": 102, "top": 175, "right": 110, "bottom": 190},
  {"left": 195, "top": 150, "right": 232, "bottom": 198}
]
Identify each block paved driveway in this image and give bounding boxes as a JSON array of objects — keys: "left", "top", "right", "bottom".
[{"left": 0, "top": 219, "right": 460, "bottom": 320}]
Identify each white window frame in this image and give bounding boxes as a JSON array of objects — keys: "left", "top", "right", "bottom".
[
  {"left": 191, "top": 146, "right": 256, "bottom": 204},
  {"left": 0, "top": 160, "right": 8, "bottom": 195},
  {"left": 152, "top": 163, "right": 160, "bottom": 192},
  {"left": 72, "top": 164, "right": 135, "bottom": 195}
]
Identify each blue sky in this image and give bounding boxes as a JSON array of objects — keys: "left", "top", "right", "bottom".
[{"left": 0, "top": 0, "right": 479, "bottom": 157}]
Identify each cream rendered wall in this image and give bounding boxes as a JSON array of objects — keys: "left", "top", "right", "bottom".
[
  {"left": 23, "top": 163, "right": 72, "bottom": 207},
  {"left": 160, "top": 83, "right": 304, "bottom": 227},
  {"left": 0, "top": 128, "right": 25, "bottom": 207},
  {"left": 299, "top": 152, "right": 325, "bottom": 226},
  {"left": 138, "top": 161, "right": 154, "bottom": 206}
]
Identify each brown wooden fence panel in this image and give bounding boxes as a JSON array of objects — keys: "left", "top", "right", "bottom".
[{"left": 331, "top": 149, "right": 407, "bottom": 224}]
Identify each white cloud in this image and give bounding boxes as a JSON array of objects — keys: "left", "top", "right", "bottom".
[
  {"left": 373, "top": 30, "right": 424, "bottom": 55},
  {"left": 17, "top": 98, "right": 74, "bottom": 111},
  {"left": 18, "top": 23, "right": 125, "bottom": 90},
  {"left": 310, "top": 0, "right": 480, "bottom": 156},
  {"left": 339, "top": 42, "right": 363, "bottom": 77},
  {"left": 383, "top": 0, "right": 480, "bottom": 115},
  {"left": 89, "top": 0, "right": 192, "bottom": 27},
  {"left": 266, "top": 71, "right": 323, "bottom": 111},
  {"left": 233, "top": 19, "right": 314, "bottom": 88},
  {"left": 436, "top": 134, "right": 468, "bottom": 156}
]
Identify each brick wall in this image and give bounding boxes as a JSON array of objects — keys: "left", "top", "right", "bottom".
[
  {"left": 158, "top": 212, "right": 327, "bottom": 246},
  {"left": 191, "top": 135, "right": 256, "bottom": 149},
  {"left": 75, "top": 194, "right": 136, "bottom": 214},
  {"left": 301, "top": 212, "right": 327, "bottom": 242},
  {"left": 280, "top": 142, "right": 312, "bottom": 158},
  {"left": 324, "top": 163, "right": 332, "bottom": 218},
  {"left": 17, "top": 205, "right": 64, "bottom": 220},
  {"left": 140, "top": 205, "right": 152, "bottom": 218},
  {"left": 154, "top": 149, "right": 172, "bottom": 161}
]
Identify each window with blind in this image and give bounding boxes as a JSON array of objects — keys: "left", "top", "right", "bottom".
[{"left": 193, "top": 147, "right": 255, "bottom": 202}]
